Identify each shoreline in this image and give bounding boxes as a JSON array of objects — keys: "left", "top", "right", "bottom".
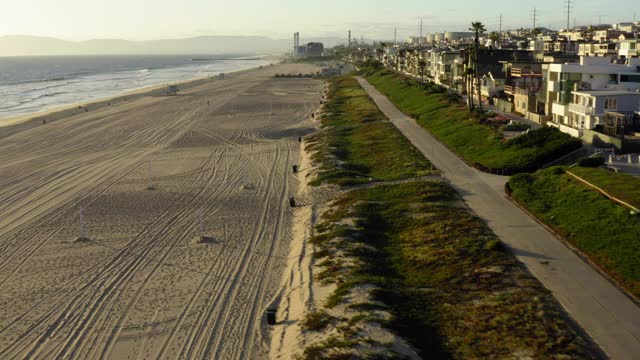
[{"left": 0, "top": 58, "right": 278, "bottom": 134}]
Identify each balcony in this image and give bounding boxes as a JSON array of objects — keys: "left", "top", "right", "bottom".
[
  {"left": 504, "top": 85, "right": 514, "bottom": 95},
  {"left": 552, "top": 102, "right": 569, "bottom": 117},
  {"left": 515, "top": 87, "right": 540, "bottom": 96},
  {"left": 568, "top": 103, "right": 595, "bottom": 115}
]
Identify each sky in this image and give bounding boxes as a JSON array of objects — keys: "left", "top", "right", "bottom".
[{"left": 0, "top": 0, "right": 638, "bottom": 41}]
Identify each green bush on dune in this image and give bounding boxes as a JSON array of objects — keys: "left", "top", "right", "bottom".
[
  {"left": 310, "top": 181, "right": 599, "bottom": 359},
  {"left": 306, "top": 76, "right": 434, "bottom": 186},
  {"left": 508, "top": 167, "right": 640, "bottom": 297}
]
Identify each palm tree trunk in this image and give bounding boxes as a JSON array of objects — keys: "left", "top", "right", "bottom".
[
  {"left": 467, "top": 53, "right": 474, "bottom": 111},
  {"left": 475, "top": 44, "right": 482, "bottom": 112}
]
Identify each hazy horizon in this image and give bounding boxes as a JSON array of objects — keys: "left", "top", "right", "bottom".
[{"left": 2, "top": 0, "right": 639, "bottom": 44}]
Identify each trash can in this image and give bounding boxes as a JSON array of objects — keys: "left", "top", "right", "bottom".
[
  {"left": 289, "top": 197, "right": 296, "bottom": 208},
  {"left": 297, "top": 136, "right": 302, "bottom": 143},
  {"left": 292, "top": 165, "right": 298, "bottom": 174},
  {"left": 266, "top": 308, "right": 277, "bottom": 325}
]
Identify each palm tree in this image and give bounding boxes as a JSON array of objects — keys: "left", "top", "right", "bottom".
[
  {"left": 469, "top": 21, "right": 487, "bottom": 112},
  {"left": 464, "top": 46, "right": 474, "bottom": 110},
  {"left": 489, "top": 31, "right": 500, "bottom": 47}
]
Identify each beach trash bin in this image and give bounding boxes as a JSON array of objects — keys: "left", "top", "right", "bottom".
[
  {"left": 289, "top": 197, "right": 296, "bottom": 208},
  {"left": 266, "top": 308, "right": 277, "bottom": 325},
  {"left": 298, "top": 136, "right": 302, "bottom": 143},
  {"left": 292, "top": 165, "right": 299, "bottom": 174}
]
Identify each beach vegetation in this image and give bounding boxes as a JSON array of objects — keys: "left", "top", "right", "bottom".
[
  {"left": 359, "top": 69, "right": 582, "bottom": 174},
  {"left": 508, "top": 167, "right": 640, "bottom": 298},
  {"left": 306, "top": 76, "right": 434, "bottom": 186},
  {"left": 307, "top": 181, "right": 600, "bottom": 358}
]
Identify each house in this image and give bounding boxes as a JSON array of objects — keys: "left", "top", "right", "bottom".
[
  {"left": 578, "top": 42, "right": 617, "bottom": 57},
  {"left": 544, "top": 56, "right": 640, "bottom": 136},
  {"left": 567, "top": 90, "right": 640, "bottom": 130},
  {"left": 613, "top": 22, "right": 640, "bottom": 33},
  {"left": 480, "top": 72, "right": 506, "bottom": 98},
  {"left": 618, "top": 39, "right": 640, "bottom": 58},
  {"left": 502, "top": 62, "right": 545, "bottom": 119},
  {"left": 469, "top": 49, "right": 534, "bottom": 99}
]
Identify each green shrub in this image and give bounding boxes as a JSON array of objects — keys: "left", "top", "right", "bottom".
[
  {"left": 307, "top": 76, "right": 433, "bottom": 186},
  {"left": 301, "top": 310, "right": 335, "bottom": 331},
  {"left": 502, "top": 123, "right": 530, "bottom": 132},
  {"left": 578, "top": 156, "right": 605, "bottom": 167},
  {"left": 508, "top": 167, "right": 640, "bottom": 297}
]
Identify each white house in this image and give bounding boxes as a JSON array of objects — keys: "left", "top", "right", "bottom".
[
  {"left": 567, "top": 90, "right": 640, "bottom": 130},
  {"left": 544, "top": 56, "right": 640, "bottom": 134}
]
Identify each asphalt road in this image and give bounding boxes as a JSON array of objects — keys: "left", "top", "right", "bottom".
[{"left": 356, "top": 76, "right": 640, "bottom": 359}]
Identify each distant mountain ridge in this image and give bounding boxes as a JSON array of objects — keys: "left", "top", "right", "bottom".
[{"left": 0, "top": 35, "right": 344, "bottom": 56}]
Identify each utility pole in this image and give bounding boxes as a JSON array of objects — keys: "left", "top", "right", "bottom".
[{"left": 566, "top": 0, "right": 573, "bottom": 30}]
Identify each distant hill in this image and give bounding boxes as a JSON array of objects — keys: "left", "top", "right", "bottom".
[{"left": 0, "top": 35, "right": 344, "bottom": 56}]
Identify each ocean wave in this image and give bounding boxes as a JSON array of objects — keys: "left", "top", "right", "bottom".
[
  {"left": 2, "top": 72, "right": 92, "bottom": 86},
  {"left": 0, "top": 58, "right": 271, "bottom": 119},
  {"left": 0, "top": 91, "right": 69, "bottom": 111}
]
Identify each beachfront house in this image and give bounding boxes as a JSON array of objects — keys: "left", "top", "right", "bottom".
[{"left": 544, "top": 56, "right": 640, "bottom": 139}]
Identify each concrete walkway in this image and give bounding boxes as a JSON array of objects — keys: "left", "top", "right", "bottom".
[{"left": 356, "top": 76, "right": 640, "bottom": 359}]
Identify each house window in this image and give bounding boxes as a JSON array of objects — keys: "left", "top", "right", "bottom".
[
  {"left": 621, "top": 75, "right": 640, "bottom": 83},
  {"left": 609, "top": 74, "right": 618, "bottom": 83},
  {"left": 605, "top": 98, "right": 617, "bottom": 110}
]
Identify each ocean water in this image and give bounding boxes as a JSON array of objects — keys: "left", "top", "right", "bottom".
[{"left": 0, "top": 55, "right": 271, "bottom": 120}]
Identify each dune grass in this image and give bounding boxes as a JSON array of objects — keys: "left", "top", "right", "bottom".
[
  {"left": 310, "top": 181, "right": 599, "bottom": 359},
  {"left": 569, "top": 167, "right": 640, "bottom": 210},
  {"left": 361, "top": 68, "right": 582, "bottom": 173},
  {"left": 509, "top": 167, "right": 640, "bottom": 298},
  {"left": 306, "top": 76, "right": 433, "bottom": 186}
]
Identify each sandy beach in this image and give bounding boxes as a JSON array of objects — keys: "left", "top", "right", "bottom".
[{"left": 0, "top": 62, "right": 322, "bottom": 359}]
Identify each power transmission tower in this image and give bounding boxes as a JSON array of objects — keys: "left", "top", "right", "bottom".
[
  {"left": 532, "top": 7, "right": 537, "bottom": 29},
  {"left": 420, "top": 18, "right": 423, "bottom": 43},
  {"left": 499, "top": 13, "right": 503, "bottom": 35},
  {"left": 565, "top": 0, "right": 573, "bottom": 29},
  {"left": 394, "top": 27, "right": 397, "bottom": 45}
]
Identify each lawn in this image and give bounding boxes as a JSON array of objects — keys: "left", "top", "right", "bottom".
[
  {"left": 306, "top": 76, "right": 433, "bottom": 186},
  {"left": 361, "top": 68, "right": 582, "bottom": 173},
  {"left": 308, "top": 181, "right": 598, "bottom": 359},
  {"left": 508, "top": 167, "right": 640, "bottom": 298},
  {"left": 569, "top": 167, "right": 640, "bottom": 210}
]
